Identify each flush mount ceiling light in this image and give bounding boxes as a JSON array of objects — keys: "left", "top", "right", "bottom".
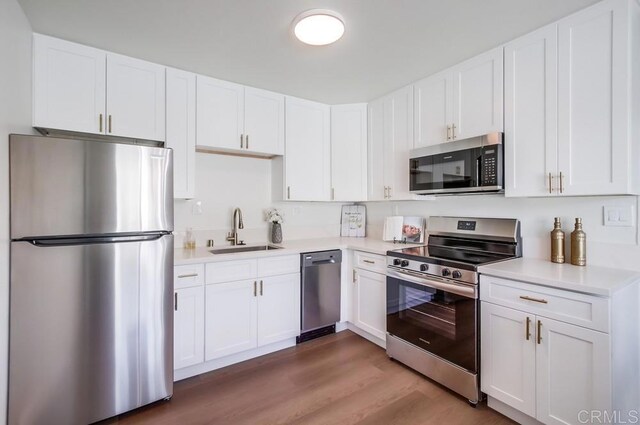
[{"left": 293, "top": 9, "right": 345, "bottom": 46}]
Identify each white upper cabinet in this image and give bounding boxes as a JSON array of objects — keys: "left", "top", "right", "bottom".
[
  {"left": 244, "top": 87, "right": 285, "bottom": 155},
  {"left": 33, "top": 34, "right": 166, "bottom": 141},
  {"left": 506, "top": 0, "right": 639, "bottom": 197},
  {"left": 196, "top": 76, "right": 245, "bottom": 151},
  {"left": 196, "top": 78, "right": 284, "bottom": 156},
  {"left": 368, "top": 86, "right": 414, "bottom": 201},
  {"left": 414, "top": 48, "right": 502, "bottom": 148},
  {"left": 504, "top": 25, "right": 558, "bottom": 197},
  {"left": 557, "top": 0, "right": 632, "bottom": 196},
  {"left": 33, "top": 34, "right": 106, "bottom": 135},
  {"left": 106, "top": 54, "right": 166, "bottom": 141},
  {"left": 414, "top": 71, "right": 453, "bottom": 148},
  {"left": 283, "top": 96, "right": 331, "bottom": 201},
  {"left": 331, "top": 104, "right": 368, "bottom": 202},
  {"left": 451, "top": 47, "right": 504, "bottom": 141},
  {"left": 166, "top": 68, "right": 196, "bottom": 199}
]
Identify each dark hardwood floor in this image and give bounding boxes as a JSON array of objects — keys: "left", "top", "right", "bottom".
[{"left": 105, "top": 331, "right": 515, "bottom": 425}]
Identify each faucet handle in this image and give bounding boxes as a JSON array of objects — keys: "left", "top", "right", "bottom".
[{"left": 238, "top": 240, "right": 246, "bottom": 246}]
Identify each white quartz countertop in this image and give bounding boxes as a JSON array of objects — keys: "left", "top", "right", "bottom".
[
  {"left": 174, "top": 237, "right": 421, "bottom": 265},
  {"left": 478, "top": 257, "right": 640, "bottom": 297}
]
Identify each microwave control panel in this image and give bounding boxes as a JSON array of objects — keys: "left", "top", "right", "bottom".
[{"left": 481, "top": 145, "right": 502, "bottom": 186}]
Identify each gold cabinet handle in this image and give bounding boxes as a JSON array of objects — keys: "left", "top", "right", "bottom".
[
  {"left": 246, "top": 135, "right": 249, "bottom": 149},
  {"left": 559, "top": 172, "right": 564, "bottom": 194},
  {"left": 253, "top": 281, "right": 257, "bottom": 297},
  {"left": 519, "top": 295, "right": 548, "bottom": 304},
  {"left": 177, "top": 273, "right": 198, "bottom": 279},
  {"left": 108, "top": 115, "right": 112, "bottom": 133},
  {"left": 383, "top": 186, "right": 387, "bottom": 199},
  {"left": 352, "top": 269, "right": 357, "bottom": 283},
  {"left": 260, "top": 280, "right": 263, "bottom": 296},
  {"left": 446, "top": 126, "right": 451, "bottom": 141},
  {"left": 240, "top": 134, "right": 244, "bottom": 149},
  {"left": 537, "top": 320, "right": 542, "bottom": 344},
  {"left": 388, "top": 186, "right": 392, "bottom": 199},
  {"left": 99, "top": 114, "right": 103, "bottom": 132},
  {"left": 452, "top": 123, "right": 456, "bottom": 139},
  {"left": 174, "top": 292, "right": 178, "bottom": 311},
  {"left": 287, "top": 186, "right": 291, "bottom": 200},
  {"left": 548, "top": 173, "right": 553, "bottom": 194},
  {"left": 525, "top": 316, "right": 531, "bottom": 341},
  {"left": 331, "top": 188, "right": 335, "bottom": 201},
  {"left": 363, "top": 259, "right": 375, "bottom": 264}
]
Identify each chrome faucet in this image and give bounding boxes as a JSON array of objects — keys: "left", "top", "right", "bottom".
[{"left": 226, "top": 207, "right": 245, "bottom": 246}]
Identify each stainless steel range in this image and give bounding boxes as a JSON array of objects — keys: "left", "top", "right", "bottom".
[{"left": 386, "top": 216, "right": 521, "bottom": 405}]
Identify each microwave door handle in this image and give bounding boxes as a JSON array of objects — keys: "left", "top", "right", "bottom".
[{"left": 477, "top": 155, "right": 483, "bottom": 187}]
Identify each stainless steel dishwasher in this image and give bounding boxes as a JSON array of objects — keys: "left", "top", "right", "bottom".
[{"left": 298, "top": 250, "right": 342, "bottom": 343}]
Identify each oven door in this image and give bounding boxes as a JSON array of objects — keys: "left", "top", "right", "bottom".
[
  {"left": 410, "top": 146, "right": 483, "bottom": 194},
  {"left": 386, "top": 268, "right": 478, "bottom": 373}
]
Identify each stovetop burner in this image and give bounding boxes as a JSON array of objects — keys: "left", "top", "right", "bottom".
[{"left": 390, "top": 245, "right": 515, "bottom": 268}]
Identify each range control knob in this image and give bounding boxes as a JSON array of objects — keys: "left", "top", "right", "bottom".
[
  {"left": 393, "top": 258, "right": 402, "bottom": 266},
  {"left": 400, "top": 260, "right": 410, "bottom": 267},
  {"left": 441, "top": 268, "right": 451, "bottom": 277},
  {"left": 452, "top": 270, "right": 463, "bottom": 279},
  {"left": 420, "top": 264, "right": 429, "bottom": 272}
]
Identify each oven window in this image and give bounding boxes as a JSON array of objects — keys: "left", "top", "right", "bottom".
[
  {"left": 387, "top": 275, "right": 477, "bottom": 373},
  {"left": 410, "top": 147, "right": 482, "bottom": 192}
]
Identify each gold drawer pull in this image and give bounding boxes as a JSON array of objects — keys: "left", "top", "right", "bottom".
[
  {"left": 520, "top": 295, "right": 548, "bottom": 304},
  {"left": 537, "top": 320, "right": 542, "bottom": 344},
  {"left": 525, "top": 317, "right": 531, "bottom": 341},
  {"left": 362, "top": 259, "right": 375, "bottom": 264},
  {"left": 177, "top": 273, "right": 198, "bottom": 279}
]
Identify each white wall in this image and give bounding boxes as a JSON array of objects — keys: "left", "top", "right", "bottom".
[
  {"left": 174, "top": 152, "right": 345, "bottom": 247},
  {"left": 0, "top": 0, "right": 33, "bottom": 422},
  {"left": 365, "top": 194, "right": 640, "bottom": 271}
]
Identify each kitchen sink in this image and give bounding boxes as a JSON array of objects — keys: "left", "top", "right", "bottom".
[{"left": 209, "top": 245, "right": 283, "bottom": 255}]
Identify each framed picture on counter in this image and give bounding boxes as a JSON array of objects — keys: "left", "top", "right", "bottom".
[{"left": 402, "top": 216, "right": 425, "bottom": 243}]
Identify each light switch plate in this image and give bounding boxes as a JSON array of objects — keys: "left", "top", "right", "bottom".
[{"left": 603, "top": 205, "right": 635, "bottom": 227}]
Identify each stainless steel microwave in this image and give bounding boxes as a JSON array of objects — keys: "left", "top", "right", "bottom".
[{"left": 409, "top": 133, "right": 504, "bottom": 195}]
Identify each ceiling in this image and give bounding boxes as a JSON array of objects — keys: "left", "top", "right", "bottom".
[{"left": 18, "top": 0, "right": 599, "bottom": 104}]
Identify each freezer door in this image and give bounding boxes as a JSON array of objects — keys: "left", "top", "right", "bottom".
[
  {"left": 10, "top": 135, "right": 173, "bottom": 239},
  {"left": 9, "top": 234, "right": 173, "bottom": 425}
]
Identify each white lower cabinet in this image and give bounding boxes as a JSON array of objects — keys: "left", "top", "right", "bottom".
[
  {"left": 480, "top": 275, "right": 619, "bottom": 425},
  {"left": 351, "top": 252, "right": 387, "bottom": 341},
  {"left": 257, "top": 274, "right": 300, "bottom": 346},
  {"left": 174, "top": 285, "right": 205, "bottom": 370}
]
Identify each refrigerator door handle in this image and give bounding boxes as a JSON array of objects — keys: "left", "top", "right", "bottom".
[{"left": 25, "top": 233, "right": 169, "bottom": 247}]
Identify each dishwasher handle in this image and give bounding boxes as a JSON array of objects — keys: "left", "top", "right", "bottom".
[{"left": 311, "top": 259, "right": 336, "bottom": 265}]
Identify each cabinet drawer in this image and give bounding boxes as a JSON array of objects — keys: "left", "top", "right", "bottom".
[
  {"left": 206, "top": 259, "right": 258, "bottom": 284},
  {"left": 257, "top": 255, "right": 300, "bottom": 277},
  {"left": 480, "top": 275, "right": 610, "bottom": 332},
  {"left": 354, "top": 251, "right": 387, "bottom": 274},
  {"left": 174, "top": 264, "right": 205, "bottom": 289}
]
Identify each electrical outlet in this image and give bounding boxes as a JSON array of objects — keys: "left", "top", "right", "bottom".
[{"left": 603, "top": 205, "right": 634, "bottom": 227}]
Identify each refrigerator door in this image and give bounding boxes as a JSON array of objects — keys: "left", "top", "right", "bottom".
[
  {"left": 10, "top": 135, "right": 173, "bottom": 240},
  {"left": 9, "top": 234, "right": 173, "bottom": 425}
]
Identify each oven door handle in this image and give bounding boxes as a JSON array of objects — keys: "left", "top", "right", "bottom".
[{"left": 387, "top": 268, "right": 478, "bottom": 299}]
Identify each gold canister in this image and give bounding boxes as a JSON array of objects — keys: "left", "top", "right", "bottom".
[
  {"left": 571, "top": 218, "right": 587, "bottom": 266},
  {"left": 550, "top": 217, "right": 565, "bottom": 263}
]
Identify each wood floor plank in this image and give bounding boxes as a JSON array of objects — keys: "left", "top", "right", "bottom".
[{"left": 105, "top": 331, "right": 515, "bottom": 425}]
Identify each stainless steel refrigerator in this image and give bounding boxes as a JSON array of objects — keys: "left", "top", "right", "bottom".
[{"left": 8, "top": 135, "right": 174, "bottom": 425}]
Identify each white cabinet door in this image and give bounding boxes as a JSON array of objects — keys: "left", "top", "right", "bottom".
[
  {"left": 257, "top": 273, "right": 300, "bottom": 346},
  {"left": 244, "top": 87, "right": 284, "bottom": 155},
  {"left": 536, "top": 317, "right": 611, "bottom": 425},
  {"left": 481, "top": 302, "right": 537, "bottom": 417},
  {"left": 284, "top": 96, "right": 331, "bottom": 201},
  {"left": 414, "top": 71, "right": 453, "bottom": 148},
  {"left": 166, "top": 68, "right": 196, "bottom": 199},
  {"left": 174, "top": 286, "right": 204, "bottom": 370},
  {"left": 386, "top": 85, "right": 414, "bottom": 200},
  {"left": 367, "top": 98, "right": 386, "bottom": 201},
  {"left": 205, "top": 280, "right": 258, "bottom": 360},
  {"left": 353, "top": 269, "right": 386, "bottom": 340},
  {"left": 504, "top": 25, "right": 558, "bottom": 197},
  {"left": 557, "top": 0, "right": 628, "bottom": 196},
  {"left": 196, "top": 76, "right": 245, "bottom": 151},
  {"left": 105, "top": 54, "right": 165, "bottom": 141},
  {"left": 331, "top": 104, "right": 368, "bottom": 202},
  {"left": 452, "top": 48, "right": 503, "bottom": 141},
  {"left": 33, "top": 34, "right": 106, "bottom": 135}
]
